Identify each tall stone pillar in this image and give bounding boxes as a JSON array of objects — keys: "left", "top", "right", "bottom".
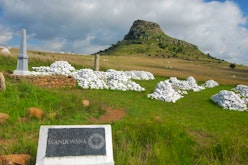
[
  {"left": 94, "top": 54, "right": 100, "bottom": 71},
  {"left": 13, "top": 29, "right": 30, "bottom": 75}
]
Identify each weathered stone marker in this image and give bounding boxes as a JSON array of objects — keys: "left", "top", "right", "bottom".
[
  {"left": 94, "top": 54, "right": 100, "bottom": 71},
  {"left": 0, "top": 72, "right": 6, "bottom": 92},
  {"left": 36, "top": 125, "right": 114, "bottom": 165},
  {"left": 13, "top": 29, "right": 30, "bottom": 75}
]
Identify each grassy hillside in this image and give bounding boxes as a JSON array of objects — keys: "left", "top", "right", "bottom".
[
  {"left": 0, "top": 49, "right": 248, "bottom": 164},
  {"left": 97, "top": 20, "right": 219, "bottom": 63},
  {"left": 1, "top": 48, "right": 248, "bottom": 85}
]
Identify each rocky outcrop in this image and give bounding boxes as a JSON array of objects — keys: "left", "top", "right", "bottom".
[
  {"left": 124, "top": 20, "right": 162, "bottom": 40},
  {"left": 123, "top": 20, "right": 196, "bottom": 48}
]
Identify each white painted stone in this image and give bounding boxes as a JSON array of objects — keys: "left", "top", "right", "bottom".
[
  {"left": 211, "top": 85, "right": 248, "bottom": 111},
  {"left": 36, "top": 125, "right": 114, "bottom": 165},
  {"left": 147, "top": 80, "right": 183, "bottom": 103},
  {"left": 0, "top": 47, "right": 10, "bottom": 54},
  {"left": 148, "top": 76, "right": 208, "bottom": 103},
  {"left": 203, "top": 80, "right": 219, "bottom": 88},
  {"left": 233, "top": 85, "right": 248, "bottom": 98},
  {"left": 211, "top": 90, "right": 247, "bottom": 111},
  {"left": 31, "top": 61, "right": 151, "bottom": 92}
]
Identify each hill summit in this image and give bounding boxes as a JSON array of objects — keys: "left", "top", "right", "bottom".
[
  {"left": 123, "top": 20, "right": 163, "bottom": 40},
  {"left": 98, "top": 20, "right": 209, "bottom": 60}
]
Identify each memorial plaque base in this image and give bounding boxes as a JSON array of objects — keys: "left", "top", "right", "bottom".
[{"left": 36, "top": 125, "right": 114, "bottom": 165}]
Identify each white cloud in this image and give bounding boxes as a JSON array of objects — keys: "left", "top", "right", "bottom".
[
  {"left": 0, "top": 0, "right": 247, "bottom": 65},
  {"left": 0, "top": 26, "right": 12, "bottom": 45}
]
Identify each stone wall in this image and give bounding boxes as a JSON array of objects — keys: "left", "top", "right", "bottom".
[{"left": 10, "top": 74, "right": 77, "bottom": 88}]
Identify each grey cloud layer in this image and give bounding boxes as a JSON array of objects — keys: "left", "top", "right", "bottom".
[{"left": 0, "top": 0, "right": 247, "bottom": 65}]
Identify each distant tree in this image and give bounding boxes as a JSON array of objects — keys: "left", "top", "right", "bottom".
[{"left": 229, "top": 63, "right": 236, "bottom": 69}]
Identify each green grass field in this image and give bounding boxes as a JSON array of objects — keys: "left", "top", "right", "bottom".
[{"left": 0, "top": 50, "right": 248, "bottom": 164}]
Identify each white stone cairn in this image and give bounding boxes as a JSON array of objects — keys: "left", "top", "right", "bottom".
[
  {"left": 147, "top": 80, "right": 183, "bottom": 103},
  {"left": 167, "top": 77, "right": 205, "bottom": 92},
  {"left": 31, "top": 61, "right": 151, "bottom": 92},
  {"left": 211, "top": 85, "right": 248, "bottom": 111},
  {"left": 148, "top": 76, "right": 218, "bottom": 103},
  {"left": 106, "top": 70, "right": 145, "bottom": 91},
  {"left": 32, "top": 61, "right": 75, "bottom": 76},
  {"left": 72, "top": 69, "right": 108, "bottom": 90},
  {"left": 233, "top": 85, "right": 248, "bottom": 104},
  {"left": 0, "top": 47, "right": 10, "bottom": 54},
  {"left": 203, "top": 80, "right": 219, "bottom": 88},
  {"left": 28, "top": 60, "right": 248, "bottom": 111},
  {"left": 73, "top": 69, "right": 145, "bottom": 91},
  {"left": 125, "top": 70, "right": 155, "bottom": 80},
  {"left": 13, "top": 29, "right": 30, "bottom": 75},
  {"left": 211, "top": 90, "right": 247, "bottom": 111}
]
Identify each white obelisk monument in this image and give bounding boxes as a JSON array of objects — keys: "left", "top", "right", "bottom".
[{"left": 14, "top": 29, "right": 30, "bottom": 75}]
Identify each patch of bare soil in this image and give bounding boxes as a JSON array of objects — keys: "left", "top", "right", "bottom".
[
  {"left": 187, "top": 129, "right": 217, "bottom": 147},
  {"left": 0, "top": 154, "right": 31, "bottom": 165},
  {"left": 91, "top": 107, "right": 126, "bottom": 123}
]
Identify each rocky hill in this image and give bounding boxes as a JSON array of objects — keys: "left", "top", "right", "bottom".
[{"left": 97, "top": 20, "right": 213, "bottom": 61}]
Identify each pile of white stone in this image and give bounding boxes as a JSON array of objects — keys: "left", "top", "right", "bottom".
[
  {"left": 148, "top": 77, "right": 219, "bottom": 103},
  {"left": 147, "top": 80, "right": 184, "bottom": 103},
  {"left": 125, "top": 70, "right": 155, "bottom": 80},
  {"left": 211, "top": 85, "right": 248, "bottom": 111},
  {"left": 233, "top": 85, "right": 248, "bottom": 104},
  {"left": 72, "top": 69, "right": 146, "bottom": 91},
  {"left": 203, "top": 80, "right": 219, "bottom": 88},
  {"left": 29, "top": 60, "right": 248, "bottom": 110},
  {"left": 31, "top": 61, "right": 155, "bottom": 91},
  {"left": 0, "top": 46, "right": 10, "bottom": 54},
  {"left": 32, "top": 61, "right": 76, "bottom": 76}
]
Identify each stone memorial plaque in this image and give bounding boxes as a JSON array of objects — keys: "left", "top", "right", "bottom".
[
  {"left": 46, "top": 128, "right": 106, "bottom": 157},
  {"left": 36, "top": 125, "right": 114, "bottom": 165}
]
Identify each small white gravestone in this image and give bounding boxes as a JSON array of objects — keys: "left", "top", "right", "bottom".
[{"left": 36, "top": 125, "right": 114, "bottom": 165}]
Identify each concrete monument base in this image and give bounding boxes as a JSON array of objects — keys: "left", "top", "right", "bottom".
[{"left": 13, "top": 70, "right": 31, "bottom": 76}]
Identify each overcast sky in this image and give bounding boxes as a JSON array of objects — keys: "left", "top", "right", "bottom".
[{"left": 0, "top": 0, "right": 248, "bottom": 65}]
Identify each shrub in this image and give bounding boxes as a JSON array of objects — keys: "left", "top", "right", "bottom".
[{"left": 229, "top": 64, "right": 236, "bottom": 69}]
